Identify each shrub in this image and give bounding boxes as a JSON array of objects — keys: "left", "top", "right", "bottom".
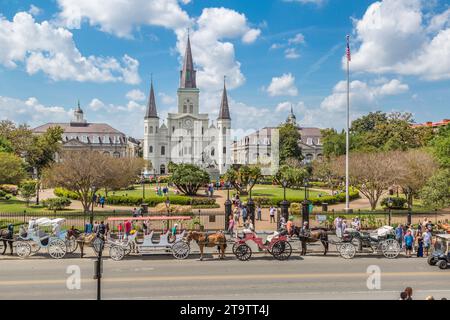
[
  {"left": 0, "top": 184, "right": 18, "bottom": 195},
  {"left": 42, "top": 197, "right": 72, "bottom": 210},
  {"left": 252, "top": 190, "right": 360, "bottom": 207},
  {"left": 0, "top": 190, "right": 6, "bottom": 198},
  {"left": 54, "top": 188, "right": 80, "bottom": 200},
  {"left": 380, "top": 197, "right": 407, "bottom": 209}
]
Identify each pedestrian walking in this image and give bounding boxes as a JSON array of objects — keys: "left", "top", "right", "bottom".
[
  {"left": 417, "top": 234, "right": 424, "bottom": 257},
  {"left": 242, "top": 206, "right": 248, "bottom": 225},
  {"left": 269, "top": 206, "right": 276, "bottom": 223},
  {"left": 395, "top": 224, "right": 404, "bottom": 248},
  {"left": 404, "top": 230, "right": 414, "bottom": 257},
  {"left": 256, "top": 205, "right": 262, "bottom": 221},
  {"left": 100, "top": 196, "right": 105, "bottom": 208},
  {"left": 228, "top": 214, "right": 235, "bottom": 235},
  {"left": 423, "top": 229, "right": 432, "bottom": 256}
]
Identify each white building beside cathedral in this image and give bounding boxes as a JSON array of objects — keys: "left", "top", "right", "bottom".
[{"left": 143, "top": 35, "right": 232, "bottom": 176}]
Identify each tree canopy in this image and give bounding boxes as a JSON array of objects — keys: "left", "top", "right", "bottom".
[
  {"left": 279, "top": 123, "right": 303, "bottom": 164},
  {"left": 224, "top": 165, "right": 262, "bottom": 195},
  {"left": 0, "top": 152, "right": 27, "bottom": 185},
  {"left": 169, "top": 163, "right": 210, "bottom": 196}
]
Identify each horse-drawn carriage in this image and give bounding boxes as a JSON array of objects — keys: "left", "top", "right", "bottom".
[
  {"left": 14, "top": 218, "right": 75, "bottom": 259},
  {"left": 231, "top": 230, "right": 292, "bottom": 261},
  {"left": 336, "top": 226, "right": 401, "bottom": 259},
  {"left": 105, "top": 216, "right": 191, "bottom": 261}
]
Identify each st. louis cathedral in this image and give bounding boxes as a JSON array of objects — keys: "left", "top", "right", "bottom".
[{"left": 143, "top": 35, "right": 231, "bottom": 175}]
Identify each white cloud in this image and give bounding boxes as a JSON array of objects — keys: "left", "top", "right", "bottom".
[
  {"left": 349, "top": 0, "right": 450, "bottom": 81},
  {"left": 288, "top": 33, "right": 305, "bottom": 45},
  {"left": 284, "top": 48, "right": 300, "bottom": 59},
  {"left": 88, "top": 98, "right": 105, "bottom": 111},
  {"left": 175, "top": 8, "right": 261, "bottom": 90},
  {"left": 0, "top": 96, "right": 71, "bottom": 126},
  {"left": 320, "top": 78, "right": 409, "bottom": 113},
  {"left": 126, "top": 89, "right": 146, "bottom": 102},
  {"left": 267, "top": 73, "right": 299, "bottom": 97},
  {"left": 0, "top": 12, "right": 140, "bottom": 84},
  {"left": 283, "top": 0, "right": 325, "bottom": 5},
  {"left": 56, "top": 0, "right": 191, "bottom": 38},
  {"left": 28, "top": 5, "right": 43, "bottom": 16},
  {"left": 159, "top": 92, "right": 176, "bottom": 105},
  {"left": 56, "top": 2, "right": 260, "bottom": 92}
]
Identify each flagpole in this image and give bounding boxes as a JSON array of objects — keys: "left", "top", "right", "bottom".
[{"left": 345, "top": 35, "right": 350, "bottom": 212}]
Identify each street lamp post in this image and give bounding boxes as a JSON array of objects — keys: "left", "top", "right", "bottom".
[
  {"left": 302, "top": 178, "right": 310, "bottom": 225},
  {"left": 90, "top": 185, "right": 97, "bottom": 225},
  {"left": 224, "top": 181, "right": 232, "bottom": 231},
  {"left": 247, "top": 179, "right": 255, "bottom": 226},
  {"left": 387, "top": 197, "right": 393, "bottom": 226},
  {"left": 93, "top": 238, "right": 104, "bottom": 300},
  {"left": 280, "top": 179, "right": 290, "bottom": 226}
]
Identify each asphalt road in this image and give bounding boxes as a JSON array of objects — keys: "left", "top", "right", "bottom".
[{"left": 1, "top": 248, "right": 449, "bottom": 300}]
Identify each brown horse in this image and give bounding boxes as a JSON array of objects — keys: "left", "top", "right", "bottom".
[
  {"left": 0, "top": 229, "right": 14, "bottom": 255},
  {"left": 185, "top": 231, "right": 227, "bottom": 261},
  {"left": 74, "top": 232, "right": 100, "bottom": 258},
  {"left": 292, "top": 226, "right": 329, "bottom": 256}
]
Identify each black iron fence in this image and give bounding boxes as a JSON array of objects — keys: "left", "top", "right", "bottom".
[{"left": 0, "top": 210, "right": 226, "bottom": 231}]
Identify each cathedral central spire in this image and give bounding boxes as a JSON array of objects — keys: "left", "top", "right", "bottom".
[
  {"left": 145, "top": 76, "right": 158, "bottom": 119},
  {"left": 180, "top": 32, "right": 197, "bottom": 89},
  {"left": 218, "top": 76, "right": 231, "bottom": 120}
]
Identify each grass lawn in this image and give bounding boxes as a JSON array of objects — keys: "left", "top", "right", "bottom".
[
  {"left": 100, "top": 184, "right": 183, "bottom": 198},
  {"left": 0, "top": 197, "right": 75, "bottom": 213},
  {"left": 240, "top": 184, "right": 326, "bottom": 201}
]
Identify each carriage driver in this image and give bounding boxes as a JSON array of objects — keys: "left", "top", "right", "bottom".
[{"left": 301, "top": 221, "right": 311, "bottom": 238}]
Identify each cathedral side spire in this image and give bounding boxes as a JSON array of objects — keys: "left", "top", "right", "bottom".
[
  {"left": 180, "top": 32, "right": 196, "bottom": 89},
  {"left": 145, "top": 77, "right": 158, "bottom": 119},
  {"left": 218, "top": 76, "right": 231, "bottom": 120}
]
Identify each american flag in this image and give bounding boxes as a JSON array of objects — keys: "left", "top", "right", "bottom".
[{"left": 346, "top": 35, "right": 351, "bottom": 62}]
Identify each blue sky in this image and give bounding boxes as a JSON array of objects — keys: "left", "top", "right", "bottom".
[{"left": 0, "top": 0, "right": 449, "bottom": 139}]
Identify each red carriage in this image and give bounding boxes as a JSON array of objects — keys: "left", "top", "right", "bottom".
[{"left": 232, "top": 230, "right": 292, "bottom": 261}]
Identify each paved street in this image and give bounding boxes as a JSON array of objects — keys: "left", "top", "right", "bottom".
[{"left": 1, "top": 248, "right": 448, "bottom": 300}]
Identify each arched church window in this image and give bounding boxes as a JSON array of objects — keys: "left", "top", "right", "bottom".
[
  {"left": 149, "top": 146, "right": 153, "bottom": 153},
  {"left": 160, "top": 164, "right": 166, "bottom": 174},
  {"left": 211, "top": 148, "right": 215, "bottom": 157},
  {"left": 149, "top": 126, "right": 153, "bottom": 134},
  {"left": 222, "top": 127, "right": 226, "bottom": 134},
  {"left": 183, "top": 105, "right": 187, "bottom": 113},
  {"left": 161, "top": 146, "right": 165, "bottom": 156},
  {"left": 172, "top": 126, "right": 175, "bottom": 133},
  {"left": 223, "top": 147, "right": 226, "bottom": 154},
  {"left": 189, "top": 104, "right": 193, "bottom": 113}
]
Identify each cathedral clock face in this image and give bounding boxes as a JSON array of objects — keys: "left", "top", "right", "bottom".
[{"left": 184, "top": 118, "right": 193, "bottom": 129}]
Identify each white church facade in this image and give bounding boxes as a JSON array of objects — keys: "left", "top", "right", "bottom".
[{"left": 143, "top": 35, "right": 231, "bottom": 176}]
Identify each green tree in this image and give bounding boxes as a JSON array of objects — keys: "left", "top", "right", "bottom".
[
  {"left": 420, "top": 169, "right": 450, "bottom": 209},
  {"left": 275, "top": 165, "right": 308, "bottom": 189},
  {"left": 0, "top": 120, "right": 34, "bottom": 156},
  {"left": 279, "top": 123, "right": 303, "bottom": 164},
  {"left": 0, "top": 136, "right": 13, "bottom": 153},
  {"left": 169, "top": 163, "right": 210, "bottom": 196},
  {"left": 0, "top": 152, "right": 27, "bottom": 185},
  {"left": 430, "top": 124, "right": 450, "bottom": 168},
  {"left": 19, "top": 180, "right": 37, "bottom": 207},
  {"left": 224, "top": 165, "right": 262, "bottom": 195},
  {"left": 25, "top": 126, "right": 64, "bottom": 204},
  {"left": 321, "top": 128, "right": 347, "bottom": 157}
]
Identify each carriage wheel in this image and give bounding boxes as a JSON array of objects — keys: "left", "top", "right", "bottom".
[
  {"left": 338, "top": 242, "right": 356, "bottom": 259},
  {"left": 271, "top": 240, "right": 292, "bottom": 261},
  {"left": 48, "top": 239, "right": 67, "bottom": 259},
  {"left": 232, "top": 242, "right": 239, "bottom": 255},
  {"left": 65, "top": 238, "right": 78, "bottom": 254},
  {"left": 381, "top": 239, "right": 400, "bottom": 259},
  {"left": 172, "top": 241, "right": 190, "bottom": 260},
  {"left": 123, "top": 242, "right": 132, "bottom": 256},
  {"left": 15, "top": 241, "right": 31, "bottom": 259},
  {"left": 234, "top": 244, "right": 252, "bottom": 261},
  {"left": 109, "top": 245, "right": 125, "bottom": 261}
]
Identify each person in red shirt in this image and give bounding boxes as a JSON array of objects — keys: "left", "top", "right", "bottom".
[{"left": 124, "top": 220, "right": 132, "bottom": 239}]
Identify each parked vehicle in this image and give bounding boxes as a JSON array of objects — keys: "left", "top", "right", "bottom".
[{"left": 427, "top": 234, "right": 450, "bottom": 270}]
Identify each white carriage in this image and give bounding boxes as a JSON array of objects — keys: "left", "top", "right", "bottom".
[
  {"left": 105, "top": 216, "right": 192, "bottom": 261},
  {"left": 15, "top": 217, "right": 74, "bottom": 259}
]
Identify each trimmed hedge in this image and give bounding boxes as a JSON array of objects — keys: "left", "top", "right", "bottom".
[
  {"left": 42, "top": 197, "right": 72, "bottom": 210},
  {"left": 381, "top": 197, "right": 407, "bottom": 209},
  {"left": 252, "top": 190, "right": 360, "bottom": 207},
  {"left": 54, "top": 188, "right": 216, "bottom": 207}
]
